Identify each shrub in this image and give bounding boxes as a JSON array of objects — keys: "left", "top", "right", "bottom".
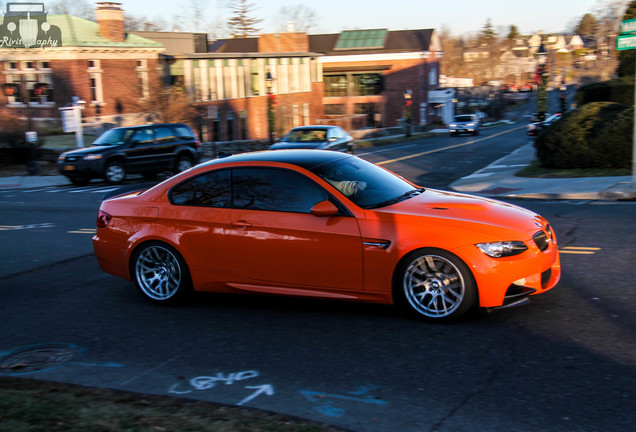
[
  {"left": 575, "top": 76, "right": 634, "bottom": 106},
  {"left": 535, "top": 102, "right": 632, "bottom": 170}
]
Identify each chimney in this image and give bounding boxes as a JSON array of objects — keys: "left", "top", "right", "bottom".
[{"left": 95, "top": 2, "right": 125, "bottom": 43}]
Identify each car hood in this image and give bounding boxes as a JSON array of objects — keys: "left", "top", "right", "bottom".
[
  {"left": 376, "top": 188, "right": 547, "bottom": 238},
  {"left": 269, "top": 142, "right": 325, "bottom": 150}
]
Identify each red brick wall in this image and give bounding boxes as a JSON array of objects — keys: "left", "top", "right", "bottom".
[{"left": 259, "top": 33, "right": 309, "bottom": 53}]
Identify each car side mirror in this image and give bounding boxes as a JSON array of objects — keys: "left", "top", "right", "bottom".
[{"left": 311, "top": 200, "right": 339, "bottom": 217}]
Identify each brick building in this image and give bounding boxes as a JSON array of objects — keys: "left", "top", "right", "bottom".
[
  {"left": 211, "top": 28, "right": 450, "bottom": 131},
  {"left": 0, "top": 2, "right": 163, "bottom": 129}
]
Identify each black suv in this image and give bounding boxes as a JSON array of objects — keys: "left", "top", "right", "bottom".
[{"left": 57, "top": 123, "right": 201, "bottom": 185}]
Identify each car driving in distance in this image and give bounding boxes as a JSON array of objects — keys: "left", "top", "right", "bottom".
[
  {"left": 269, "top": 125, "right": 355, "bottom": 153},
  {"left": 527, "top": 113, "right": 562, "bottom": 137},
  {"left": 93, "top": 150, "right": 560, "bottom": 322},
  {"left": 449, "top": 114, "right": 480, "bottom": 136},
  {"left": 57, "top": 123, "right": 201, "bottom": 185}
]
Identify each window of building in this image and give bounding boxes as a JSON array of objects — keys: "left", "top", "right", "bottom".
[
  {"left": 87, "top": 60, "right": 103, "bottom": 103},
  {"left": 351, "top": 73, "right": 383, "bottom": 96},
  {"left": 136, "top": 59, "right": 149, "bottom": 100},
  {"left": 324, "top": 104, "right": 346, "bottom": 115},
  {"left": 250, "top": 63, "right": 260, "bottom": 96},
  {"left": 324, "top": 75, "right": 348, "bottom": 97},
  {"left": 4, "top": 62, "right": 54, "bottom": 105},
  {"left": 429, "top": 63, "right": 438, "bottom": 86}
]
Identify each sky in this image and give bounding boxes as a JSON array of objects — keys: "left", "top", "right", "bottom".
[{"left": 115, "top": 0, "right": 604, "bottom": 36}]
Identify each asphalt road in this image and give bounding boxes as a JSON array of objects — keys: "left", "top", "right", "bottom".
[{"left": 1, "top": 120, "right": 635, "bottom": 432}]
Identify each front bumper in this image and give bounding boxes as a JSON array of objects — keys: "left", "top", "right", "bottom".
[{"left": 57, "top": 159, "right": 102, "bottom": 178}]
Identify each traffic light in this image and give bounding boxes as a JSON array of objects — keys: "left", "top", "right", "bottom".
[
  {"left": 2, "top": 83, "right": 21, "bottom": 98},
  {"left": 33, "top": 83, "right": 49, "bottom": 97}
]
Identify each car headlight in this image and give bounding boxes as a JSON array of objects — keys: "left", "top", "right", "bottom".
[
  {"left": 467, "top": 123, "right": 475, "bottom": 127},
  {"left": 476, "top": 241, "right": 528, "bottom": 258},
  {"left": 450, "top": 124, "right": 457, "bottom": 127},
  {"left": 58, "top": 154, "right": 66, "bottom": 162},
  {"left": 83, "top": 154, "right": 102, "bottom": 160}
]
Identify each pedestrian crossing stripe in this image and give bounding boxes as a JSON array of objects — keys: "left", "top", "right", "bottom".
[{"left": 559, "top": 246, "right": 600, "bottom": 255}]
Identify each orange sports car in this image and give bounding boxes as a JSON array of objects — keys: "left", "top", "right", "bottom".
[{"left": 93, "top": 150, "right": 560, "bottom": 322}]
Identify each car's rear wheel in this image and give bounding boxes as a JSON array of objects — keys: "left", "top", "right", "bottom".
[
  {"left": 104, "top": 161, "right": 126, "bottom": 184},
  {"left": 176, "top": 155, "right": 193, "bottom": 172},
  {"left": 395, "top": 248, "right": 476, "bottom": 322},
  {"left": 132, "top": 242, "right": 192, "bottom": 305}
]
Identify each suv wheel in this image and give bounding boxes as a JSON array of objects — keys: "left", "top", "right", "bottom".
[
  {"left": 104, "top": 161, "right": 126, "bottom": 184},
  {"left": 176, "top": 156, "right": 193, "bottom": 172}
]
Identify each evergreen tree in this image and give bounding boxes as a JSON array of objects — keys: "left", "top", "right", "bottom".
[
  {"left": 479, "top": 19, "right": 497, "bottom": 44},
  {"left": 618, "top": 0, "right": 636, "bottom": 76},
  {"left": 227, "top": 0, "right": 263, "bottom": 38},
  {"left": 575, "top": 13, "right": 600, "bottom": 36}
]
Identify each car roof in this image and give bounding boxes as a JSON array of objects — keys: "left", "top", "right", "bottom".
[
  {"left": 200, "top": 149, "right": 352, "bottom": 170},
  {"left": 109, "top": 123, "right": 189, "bottom": 131},
  {"left": 289, "top": 125, "right": 338, "bottom": 131}
]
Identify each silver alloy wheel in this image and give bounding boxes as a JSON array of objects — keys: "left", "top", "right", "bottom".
[
  {"left": 105, "top": 163, "right": 125, "bottom": 183},
  {"left": 135, "top": 245, "right": 182, "bottom": 301},
  {"left": 402, "top": 254, "right": 466, "bottom": 318},
  {"left": 177, "top": 157, "right": 193, "bottom": 172}
]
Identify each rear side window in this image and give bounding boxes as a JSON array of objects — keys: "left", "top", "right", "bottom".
[
  {"left": 170, "top": 169, "right": 231, "bottom": 207},
  {"left": 174, "top": 125, "right": 195, "bottom": 140}
]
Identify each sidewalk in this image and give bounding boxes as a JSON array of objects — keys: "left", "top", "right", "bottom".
[
  {"left": 449, "top": 143, "right": 636, "bottom": 201},
  {"left": 1, "top": 143, "right": 635, "bottom": 200}
]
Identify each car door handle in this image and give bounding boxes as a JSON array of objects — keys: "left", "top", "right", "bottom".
[{"left": 230, "top": 220, "right": 252, "bottom": 228}]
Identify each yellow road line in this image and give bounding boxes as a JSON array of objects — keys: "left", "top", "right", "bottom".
[
  {"left": 376, "top": 125, "right": 527, "bottom": 166},
  {"left": 559, "top": 246, "right": 601, "bottom": 255}
]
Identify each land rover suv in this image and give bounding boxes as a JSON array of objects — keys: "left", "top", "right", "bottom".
[{"left": 57, "top": 123, "right": 201, "bottom": 185}]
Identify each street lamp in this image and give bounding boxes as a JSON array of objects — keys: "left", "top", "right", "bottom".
[
  {"left": 536, "top": 42, "right": 548, "bottom": 122},
  {"left": 404, "top": 89, "right": 412, "bottom": 137},
  {"left": 266, "top": 72, "right": 275, "bottom": 145}
]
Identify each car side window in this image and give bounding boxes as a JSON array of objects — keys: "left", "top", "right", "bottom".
[
  {"left": 170, "top": 169, "right": 232, "bottom": 208},
  {"left": 130, "top": 129, "right": 154, "bottom": 146},
  {"left": 233, "top": 167, "right": 329, "bottom": 213},
  {"left": 154, "top": 126, "right": 177, "bottom": 143},
  {"left": 174, "top": 125, "right": 195, "bottom": 140}
]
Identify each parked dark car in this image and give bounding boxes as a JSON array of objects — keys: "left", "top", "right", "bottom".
[
  {"left": 57, "top": 123, "right": 201, "bottom": 185},
  {"left": 527, "top": 113, "right": 562, "bottom": 137},
  {"left": 269, "top": 125, "right": 355, "bottom": 153},
  {"left": 449, "top": 114, "right": 480, "bottom": 136}
]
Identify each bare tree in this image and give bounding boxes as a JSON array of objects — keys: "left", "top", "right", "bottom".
[
  {"left": 271, "top": 4, "right": 318, "bottom": 33},
  {"left": 227, "top": 0, "right": 263, "bottom": 38},
  {"left": 48, "top": 0, "right": 95, "bottom": 21}
]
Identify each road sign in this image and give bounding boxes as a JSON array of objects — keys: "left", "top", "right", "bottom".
[
  {"left": 617, "top": 34, "right": 636, "bottom": 51},
  {"left": 621, "top": 18, "right": 636, "bottom": 34}
]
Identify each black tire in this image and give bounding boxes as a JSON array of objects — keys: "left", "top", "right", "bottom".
[
  {"left": 394, "top": 248, "right": 477, "bottom": 322},
  {"left": 104, "top": 161, "right": 126, "bottom": 185},
  {"left": 131, "top": 242, "right": 192, "bottom": 305},
  {"left": 175, "top": 155, "right": 193, "bottom": 172}
]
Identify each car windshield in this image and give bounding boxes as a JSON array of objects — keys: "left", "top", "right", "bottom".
[
  {"left": 309, "top": 157, "right": 421, "bottom": 209},
  {"left": 454, "top": 115, "right": 474, "bottom": 122},
  {"left": 92, "top": 128, "right": 134, "bottom": 146},
  {"left": 283, "top": 129, "right": 328, "bottom": 143}
]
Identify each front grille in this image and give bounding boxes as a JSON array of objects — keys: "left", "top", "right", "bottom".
[{"left": 533, "top": 231, "right": 549, "bottom": 251}]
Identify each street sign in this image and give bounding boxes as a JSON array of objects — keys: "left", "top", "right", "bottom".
[
  {"left": 617, "top": 34, "right": 636, "bottom": 51},
  {"left": 621, "top": 18, "right": 636, "bottom": 34}
]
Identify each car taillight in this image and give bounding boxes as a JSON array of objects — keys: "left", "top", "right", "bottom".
[
  {"left": 96, "top": 210, "right": 112, "bottom": 228},
  {"left": 194, "top": 140, "right": 202, "bottom": 149}
]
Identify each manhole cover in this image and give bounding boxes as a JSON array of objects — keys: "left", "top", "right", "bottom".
[{"left": 0, "top": 343, "right": 79, "bottom": 374}]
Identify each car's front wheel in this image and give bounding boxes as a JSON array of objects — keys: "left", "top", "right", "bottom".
[
  {"left": 395, "top": 248, "right": 476, "bottom": 322},
  {"left": 132, "top": 242, "right": 192, "bottom": 305},
  {"left": 104, "top": 161, "right": 126, "bottom": 184}
]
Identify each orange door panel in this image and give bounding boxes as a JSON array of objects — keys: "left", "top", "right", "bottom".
[{"left": 225, "top": 209, "right": 363, "bottom": 291}]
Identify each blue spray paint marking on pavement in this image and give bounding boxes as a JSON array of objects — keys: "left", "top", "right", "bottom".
[{"left": 300, "top": 384, "right": 388, "bottom": 417}]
